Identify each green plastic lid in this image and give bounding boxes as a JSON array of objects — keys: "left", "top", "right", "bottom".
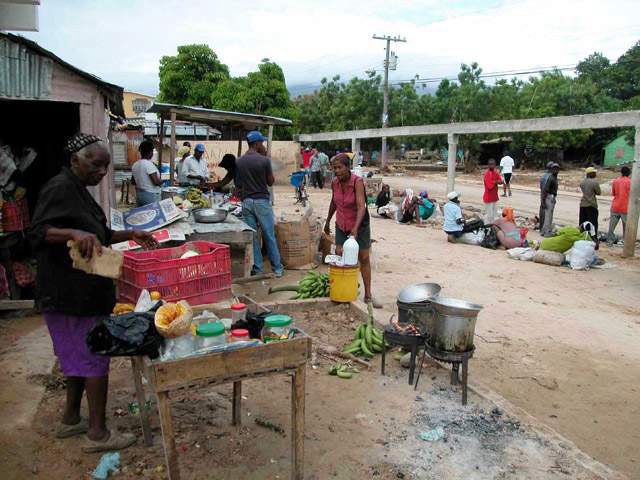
[
  {"left": 196, "top": 322, "right": 225, "bottom": 337},
  {"left": 264, "top": 314, "right": 292, "bottom": 328}
]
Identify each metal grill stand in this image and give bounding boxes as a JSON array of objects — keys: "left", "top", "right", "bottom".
[
  {"left": 414, "top": 342, "right": 475, "bottom": 405},
  {"left": 381, "top": 330, "right": 424, "bottom": 385}
]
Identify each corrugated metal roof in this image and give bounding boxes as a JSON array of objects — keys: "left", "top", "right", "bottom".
[
  {"left": 148, "top": 102, "right": 293, "bottom": 128},
  {"left": 0, "top": 35, "right": 53, "bottom": 99},
  {"left": 0, "top": 33, "right": 124, "bottom": 116}
]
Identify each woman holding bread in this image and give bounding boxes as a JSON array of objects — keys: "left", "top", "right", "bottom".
[{"left": 28, "top": 133, "right": 157, "bottom": 452}]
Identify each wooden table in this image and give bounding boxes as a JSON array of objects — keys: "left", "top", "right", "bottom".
[{"left": 130, "top": 335, "right": 311, "bottom": 480}]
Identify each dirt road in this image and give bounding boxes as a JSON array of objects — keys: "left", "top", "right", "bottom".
[{"left": 286, "top": 184, "right": 640, "bottom": 477}]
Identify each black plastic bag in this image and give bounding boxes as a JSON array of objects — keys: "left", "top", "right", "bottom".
[
  {"left": 463, "top": 218, "right": 485, "bottom": 233},
  {"left": 480, "top": 226, "right": 500, "bottom": 249},
  {"left": 232, "top": 310, "right": 273, "bottom": 339},
  {"left": 86, "top": 312, "right": 164, "bottom": 359}
]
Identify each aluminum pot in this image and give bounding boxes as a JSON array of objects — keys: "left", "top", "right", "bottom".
[
  {"left": 397, "top": 283, "right": 441, "bottom": 304},
  {"left": 428, "top": 297, "right": 483, "bottom": 352},
  {"left": 397, "top": 301, "right": 434, "bottom": 334},
  {"left": 193, "top": 208, "right": 228, "bottom": 223}
]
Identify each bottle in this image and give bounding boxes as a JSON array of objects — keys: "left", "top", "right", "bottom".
[{"left": 342, "top": 236, "right": 359, "bottom": 266}]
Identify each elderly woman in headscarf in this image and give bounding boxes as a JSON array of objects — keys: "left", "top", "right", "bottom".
[
  {"left": 399, "top": 189, "right": 430, "bottom": 224},
  {"left": 28, "top": 133, "right": 158, "bottom": 453}
]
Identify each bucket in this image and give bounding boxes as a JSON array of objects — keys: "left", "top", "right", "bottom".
[
  {"left": 428, "top": 297, "right": 483, "bottom": 352},
  {"left": 329, "top": 264, "right": 359, "bottom": 302}
]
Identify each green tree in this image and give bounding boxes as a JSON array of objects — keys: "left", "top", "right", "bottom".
[
  {"left": 609, "top": 40, "right": 640, "bottom": 101},
  {"left": 158, "top": 44, "right": 230, "bottom": 107}
]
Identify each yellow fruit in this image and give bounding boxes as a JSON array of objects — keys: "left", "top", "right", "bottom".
[{"left": 150, "top": 291, "right": 161, "bottom": 301}]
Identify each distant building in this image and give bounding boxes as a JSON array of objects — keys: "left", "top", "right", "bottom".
[
  {"left": 604, "top": 134, "right": 633, "bottom": 167},
  {"left": 123, "top": 91, "right": 155, "bottom": 118}
]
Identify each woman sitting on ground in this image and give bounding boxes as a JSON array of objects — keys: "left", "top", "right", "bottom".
[
  {"left": 375, "top": 184, "right": 391, "bottom": 212},
  {"left": 493, "top": 207, "right": 527, "bottom": 249},
  {"left": 399, "top": 189, "right": 429, "bottom": 224}
]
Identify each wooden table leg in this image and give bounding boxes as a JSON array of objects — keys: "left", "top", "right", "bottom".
[
  {"left": 232, "top": 381, "right": 242, "bottom": 426},
  {"left": 291, "top": 365, "right": 306, "bottom": 480},
  {"left": 130, "top": 357, "right": 153, "bottom": 447},
  {"left": 461, "top": 358, "right": 469, "bottom": 406},
  {"left": 157, "top": 391, "right": 180, "bottom": 480},
  {"left": 243, "top": 241, "right": 253, "bottom": 278}
]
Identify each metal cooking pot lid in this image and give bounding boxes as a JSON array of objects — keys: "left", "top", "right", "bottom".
[
  {"left": 396, "top": 283, "right": 441, "bottom": 304},
  {"left": 431, "top": 297, "right": 483, "bottom": 312}
]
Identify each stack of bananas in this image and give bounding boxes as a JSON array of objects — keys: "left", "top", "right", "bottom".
[
  {"left": 328, "top": 362, "right": 359, "bottom": 379},
  {"left": 342, "top": 307, "right": 388, "bottom": 358},
  {"left": 186, "top": 188, "right": 210, "bottom": 208},
  {"left": 268, "top": 271, "right": 330, "bottom": 299},
  {"left": 292, "top": 272, "right": 329, "bottom": 299}
]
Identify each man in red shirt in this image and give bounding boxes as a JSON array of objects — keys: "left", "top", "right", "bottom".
[
  {"left": 483, "top": 158, "right": 503, "bottom": 224},
  {"left": 606, "top": 166, "right": 631, "bottom": 245}
]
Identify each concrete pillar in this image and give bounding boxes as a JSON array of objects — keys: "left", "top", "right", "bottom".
[
  {"left": 447, "top": 133, "right": 458, "bottom": 194},
  {"left": 623, "top": 125, "right": 640, "bottom": 257},
  {"left": 351, "top": 137, "right": 357, "bottom": 153}
]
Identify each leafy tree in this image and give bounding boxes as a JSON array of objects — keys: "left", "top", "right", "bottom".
[
  {"left": 609, "top": 41, "right": 640, "bottom": 101},
  {"left": 158, "top": 44, "right": 229, "bottom": 107}
]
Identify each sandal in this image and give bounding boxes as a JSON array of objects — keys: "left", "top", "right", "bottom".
[
  {"left": 82, "top": 430, "right": 137, "bottom": 453},
  {"left": 56, "top": 418, "right": 89, "bottom": 439}
]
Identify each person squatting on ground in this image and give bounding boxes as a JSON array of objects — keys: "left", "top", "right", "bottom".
[
  {"left": 483, "top": 159, "right": 503, "bottom": 224},
  {"left": 443, "top": 191, "right": 480, "bottom": 243},
  {"left": 324, "top": 153, "right": 381, "bottom": 308},
  {"left": 28, "top": 133, "right": 158, "bottom": 452}
]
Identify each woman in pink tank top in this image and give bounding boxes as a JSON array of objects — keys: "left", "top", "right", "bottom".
[{"left": 324, "top": 153, "right": 380, "bottom": 308}]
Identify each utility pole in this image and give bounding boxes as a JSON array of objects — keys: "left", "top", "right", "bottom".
[
  {"left": 373, "top": 34, "right": 406, "bottom": 170},
  {"left": 622, "top": 124, "right": 640, "bottom": 257}
]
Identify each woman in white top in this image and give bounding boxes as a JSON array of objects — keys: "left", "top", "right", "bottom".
[
  {"left": 132, "top": 140, "right": 162, "bottom": 206},
  {"left": 175, "top": 146, "right": 190, "bottom": 185}
]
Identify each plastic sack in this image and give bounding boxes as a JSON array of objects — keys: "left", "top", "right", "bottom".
[
  {"left": 86, "top": 312, "right": 163, "bottom": 359},
  {"left": 507, "top": 247, "right": 536, "bottom": 261},
  {"left": 457, "top": 232, "right": 483, "bottom": 245},
  {"left": 533, "top": 249, "right": 565, "bottom": 266},
  {"left": 565, "top": 240, "right": 596, "bottom": 270},
  {"left": 539, "top": 226, "right": 590, "bottom": 253},
  {"left": 154, "top": 300, "right": 193, "bottom": 338}
]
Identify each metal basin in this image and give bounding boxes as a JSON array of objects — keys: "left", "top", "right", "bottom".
[
  {"left": 428, "top": 297, "right": 483, "bottom": 352},
  {"left": 193, "top": 208, "right": 228, "bottom": 223},
  {"left": 397, "top": 283, "right": 441, "bottom": 304}
]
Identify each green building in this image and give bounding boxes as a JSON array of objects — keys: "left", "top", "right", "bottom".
[{"left": 604, "top": 134, "right": 634, "bottom": 166}]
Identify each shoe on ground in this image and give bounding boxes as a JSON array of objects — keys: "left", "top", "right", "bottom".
[
  {"left": 82, "top": 431, "right": 137, "bottom": 453},
  {"left": 56, "top": 418, "right": 88, "bottom": 439},
  {"left": 274, "top": 270, "right": 284, "bottom": 278},
  {"left": 501, "top": 194, "right": 507, "bottom": 197}
]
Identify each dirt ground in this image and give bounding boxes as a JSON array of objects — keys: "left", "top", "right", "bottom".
[{"left": 0, "top": 177, "right": 638, "bottom": 479}]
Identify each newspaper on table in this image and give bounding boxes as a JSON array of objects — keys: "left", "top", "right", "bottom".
[
  {"left": 110, "top": 199, "right": 187, "bottom": 232},
  {"left": 110, "top": 228, "right": 186, "bottom": 251}
]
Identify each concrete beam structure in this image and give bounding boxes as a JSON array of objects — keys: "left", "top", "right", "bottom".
[
  {"left": 447, "top": 133, "right": 458, "bottom": 194},
  {"left": 297, "top": 111, "right": 640, "bottom": 142}
]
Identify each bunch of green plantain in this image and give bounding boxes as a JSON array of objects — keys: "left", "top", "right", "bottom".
[
  {"left": 342, "top": 307, "right": 388, "bottom": 358},
  {"left": 328, "top": 362, "right": 359, "bottom": 379},
  {"left": 269, "top": 271, "right": 329, "bottom": 299},
  {"left": 186, "top": 188, "right": 210, "bottom": 208}
]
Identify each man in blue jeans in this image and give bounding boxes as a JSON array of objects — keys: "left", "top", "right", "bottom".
[{"left": 236, "top": 131, "right": 283, "bottom": 277}]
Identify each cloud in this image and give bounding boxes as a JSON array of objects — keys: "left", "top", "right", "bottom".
[{"left": 18, "top": 0, "right": 640, "bottom": 95}]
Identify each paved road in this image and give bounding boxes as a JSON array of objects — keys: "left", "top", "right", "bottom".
[{"left": 380, "top": 173, "right": 635, "bottom": 239}]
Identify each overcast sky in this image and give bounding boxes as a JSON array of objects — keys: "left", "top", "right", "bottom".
[{"left": 19, "top": 0, "right": 640, "bottom": 96}]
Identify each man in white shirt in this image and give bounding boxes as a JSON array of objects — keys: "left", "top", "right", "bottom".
[
  {"left": 499, "top": 154, "right": 515, "bottom": 197},
  {"left": 443, "top": 191, "right": 466, "bottom": 243},
  {"left": 131, "top": 140, "right": 162, "bottom": 206},
  {"left": 182, "top": 143, "right": 209, "bottom": 186}
]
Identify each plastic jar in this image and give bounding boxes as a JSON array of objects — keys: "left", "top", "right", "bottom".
[
  {"left": 229, "top": 328, "right": 250, "bottom": 343},
  {"left": 231, "top": 303, "right": 247, "bottom": 323},
  {"left": 195, "top": 322, "right": 226, "bottom": 350},
  {"left": 261, "top": 314, "right": 293, "bottom": 343}
]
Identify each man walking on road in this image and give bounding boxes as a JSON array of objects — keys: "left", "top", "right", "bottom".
[
  {"left": 541, "top": 163, "right": 560, "bottom": 237},
  {"left": 579, "top": 167, "right": 601, "bottom": 248},
  {"left": 499, "top": 153, "right": 515, "bottom": 197},
  {"left": 607, "top": 166, "right": 631, "bottom": 245},
  {"left": 236, "top": 131, "right": 283, "bottom": 277},
  {"left": 309, "top": 150, "right": 324, "bottom": 189},
  {"left": 483, "top": 159, "right": 503, "bottom": 224}
]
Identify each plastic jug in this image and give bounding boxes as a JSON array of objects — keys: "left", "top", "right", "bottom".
[{"left": 342, "top": 236, "right": 359, "bottom": 266}]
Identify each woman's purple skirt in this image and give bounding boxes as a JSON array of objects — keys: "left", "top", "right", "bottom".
[{"left": 44, "top": 313, "right": 110, "bottom": 377}]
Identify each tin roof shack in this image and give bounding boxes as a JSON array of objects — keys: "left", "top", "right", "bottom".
[{"left": 0, "top": 32, "right": 124, "bottom": 215}]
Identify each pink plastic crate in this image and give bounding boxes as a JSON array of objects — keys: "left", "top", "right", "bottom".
[{"left": 117, "top": 241, "right": 232, "bottom": 305}]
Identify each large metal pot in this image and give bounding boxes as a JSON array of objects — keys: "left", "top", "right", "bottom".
[
  {"left": 193, "top": 208, "right": 228, "bottom": 223},
  {"left": 396, "top": 283, "right": 441, "bottom": 333},
  {"left": 428, "top": 297, "right": 483, "bottom": 352}
]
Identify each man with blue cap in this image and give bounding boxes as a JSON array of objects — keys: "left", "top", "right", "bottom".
[
  {"left": 236, "top": 131, "right": 283, "bottom": 277},
  {"left": 181, "top": 143, "right": 209, "bottom": 186}
]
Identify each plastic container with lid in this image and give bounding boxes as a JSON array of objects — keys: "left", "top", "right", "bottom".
[
  {"left": 261, "top": 314, "right": 293, "bottom": 343},
  {"left": 195, "top": 321, "right": 226, "bottom": 351},
  {"left": 230, "top": 303, "right": 248, "bottom": 323},
  {"left": 229, "top": 328, "right": 250, "bottom": 343}
]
